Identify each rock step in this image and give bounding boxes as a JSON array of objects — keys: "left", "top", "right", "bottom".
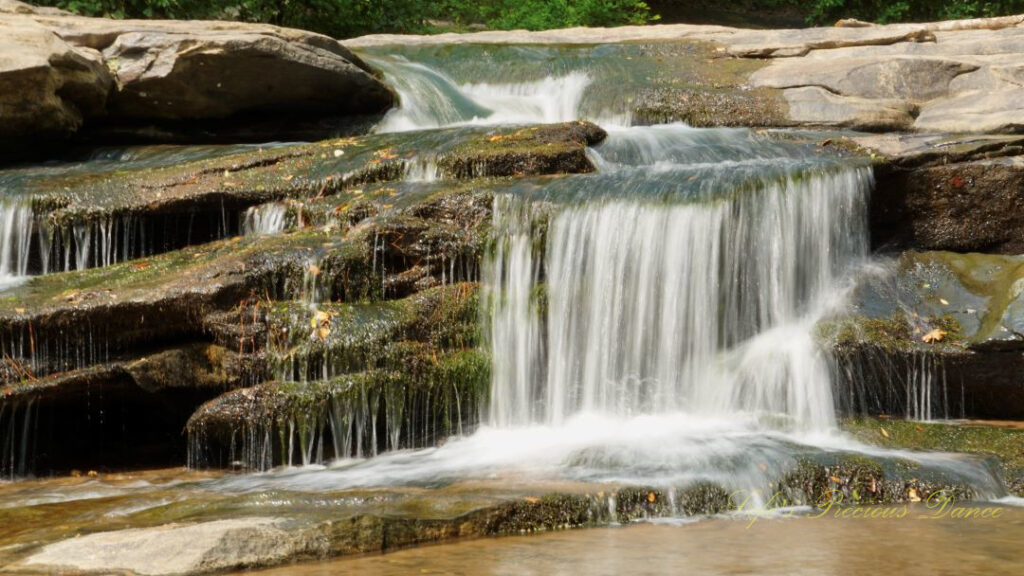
[{"left": 0, "top": 122, "right": 603, "bottom": 277}]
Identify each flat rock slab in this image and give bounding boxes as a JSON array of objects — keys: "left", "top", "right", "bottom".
[
  {"left": 16, "top": 517, "right": 321, "bottom": 576},
  {"left": 348, "top": 14, "right": 1024, "bottom": 133}
]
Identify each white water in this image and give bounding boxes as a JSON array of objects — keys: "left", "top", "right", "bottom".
[
  {"left": 488, "top": 128, "right": 872, "bottom": 431},
  {"left": 241, "top": 202, "right": 289, "bottom": 236},
  {"left": 0, "top": 200, "right": 34, "bottom": 290},
  {"left": 370, "top": 56, "right": 622, "bottom": 132},
  {"left": 207, "top": 123, "right": 1006, "bottom": 502}
]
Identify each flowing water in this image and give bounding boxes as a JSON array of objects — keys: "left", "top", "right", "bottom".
[
  {"left": 0, "top": 42, "right": 1019, "bottom": 570},
  {"left": 243, "top": 505, "right": 1024, "bottom": 576}
]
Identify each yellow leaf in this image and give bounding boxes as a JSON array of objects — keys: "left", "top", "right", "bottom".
[
  {"left": 647, "top": 492, "right": 656, "bottom": 503},
  {"left": 524, "top": 496, "right": 539, "bottom": 504},
  {"left": 939, "top": 298, "right": 949, "bottom": 306},
  {"left": 314, "top": 310, "right": 330, "bottom": 326},
  {"left": 14, "top": 307, "right": 25, "bottom": 314},
  {"left": 922, "top": 328, "right": 946, "bottom": 344},
  {"left": 880, "top": 427, "right": 890, "bottom": 438}
]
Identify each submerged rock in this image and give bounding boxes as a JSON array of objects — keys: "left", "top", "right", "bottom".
[{"left": 6, "top": 456, "right": 995, "bottom": 574}]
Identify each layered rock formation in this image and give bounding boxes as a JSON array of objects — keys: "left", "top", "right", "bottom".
[{"left": 0, "top": 0, "right": 394, "bottom": 155}]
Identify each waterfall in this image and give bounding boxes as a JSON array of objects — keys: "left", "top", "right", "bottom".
[
  {"left": 487, "top": 126, "right": 873, "bottom": 432},
  {"left": 369, "top": 55, "right": 601, "bottom": 133},
  {"left": 241, "top": 202, "right": 289, "bottom": 236},
  {"left": 0, "top": 200, "right": 34, "bottom": 289}
]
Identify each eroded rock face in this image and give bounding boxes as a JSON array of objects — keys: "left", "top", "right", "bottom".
[
  {"left": 851, "top": 133, "right": 1024, "bottom": 253},
  {"left": 0, "top": 0, "right": 393, "bottom": 155},
  {"left": 0, "top": 22, "right": 111, "bottom": 142}
]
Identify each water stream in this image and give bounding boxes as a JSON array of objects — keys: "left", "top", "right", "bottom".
[
  {"left": 186, "top": 53, "right": 1006, "bottom": 501},
  {"left": 0, "top": 41, "right": 1018, "bottom": 560}
]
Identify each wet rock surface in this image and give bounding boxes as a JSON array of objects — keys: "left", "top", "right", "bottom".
[
  {"left": 0, "top": 118, "right": 592, "bottom": 473},
  {"left": 2, "top": 455, "right": 1000, "bottom": 575},
  {"left": 820, "top": 251, "right": 1024, "bottom": 420}
]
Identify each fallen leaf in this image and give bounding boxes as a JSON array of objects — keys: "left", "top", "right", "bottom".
[
  {"left": 939, "top": 298, "right": 949, "bottom": 306},
  {"left": 922, "top": 328, "right": 946, "bottom": 343},
  {"left": 880, "top": 427, "right": 890, "bottom": 438}
]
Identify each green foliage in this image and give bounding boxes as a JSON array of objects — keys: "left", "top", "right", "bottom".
[
  {"left": 802, "top": 0, "right": 1024, "bottom": 24},
  {"left": 28, "top": 0, "right": 1024, "bottom": 35},
  {"left": 31, "top": 0, "right": 655, "bottom": 38},
  {"left": 651, "top": 0, "right": 1023, "bottom": 25}
]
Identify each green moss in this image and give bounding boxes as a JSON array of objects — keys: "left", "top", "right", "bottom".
[
  {"left": 817, "top": 313, "right": 964, "bottom": 352},
  {"left": 842, "top": 418, "right": 1024, "bottom": 469}
]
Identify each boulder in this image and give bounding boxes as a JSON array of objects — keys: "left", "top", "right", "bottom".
[
  {"left": 0, "top": 21, "right": 111, "bottom": 144},
  {"left": 0, "top": 0, "right": 394, "bottom": 155},
  {"left": 100, "top": 30, "right": 390, "bottom": 122}
]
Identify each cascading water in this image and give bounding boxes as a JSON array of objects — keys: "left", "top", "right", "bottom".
[
  {"left": 488, "top": 126, "right": 871, "bottom": 432},
  {"left": 1, "top": 48, "right": 1013, "bottom": 508},
  {"left": 0, "top": 200, "right": 33, "bottom": 290},
  {"left": 241, "top": 202, "right": 289, "bottom": 236},
  {"left": 368, "top": 55, "right": 615, "bottom": 133}
]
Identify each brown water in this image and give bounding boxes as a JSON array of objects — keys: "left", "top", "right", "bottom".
[{"left": 247, "top": 505, "right": 1024, "bottom": 576}]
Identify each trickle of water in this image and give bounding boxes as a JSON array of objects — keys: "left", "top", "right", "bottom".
[
  {"left": 0, "top": 200, "right": 34, "bottom": 289},
  {"left": 241, "top": 202, "right": 289, "bottom": 236}
]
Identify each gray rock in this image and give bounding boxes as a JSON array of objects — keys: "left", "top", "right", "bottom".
[
  {"left": 782, "top": 86, "right": 915, "bottom": 130},
  {"left": 18, "top": 517, "right": 326, "bottom": 575},
  {"left": 751, "top": 57, "right": 978, "bottom": 101}
]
